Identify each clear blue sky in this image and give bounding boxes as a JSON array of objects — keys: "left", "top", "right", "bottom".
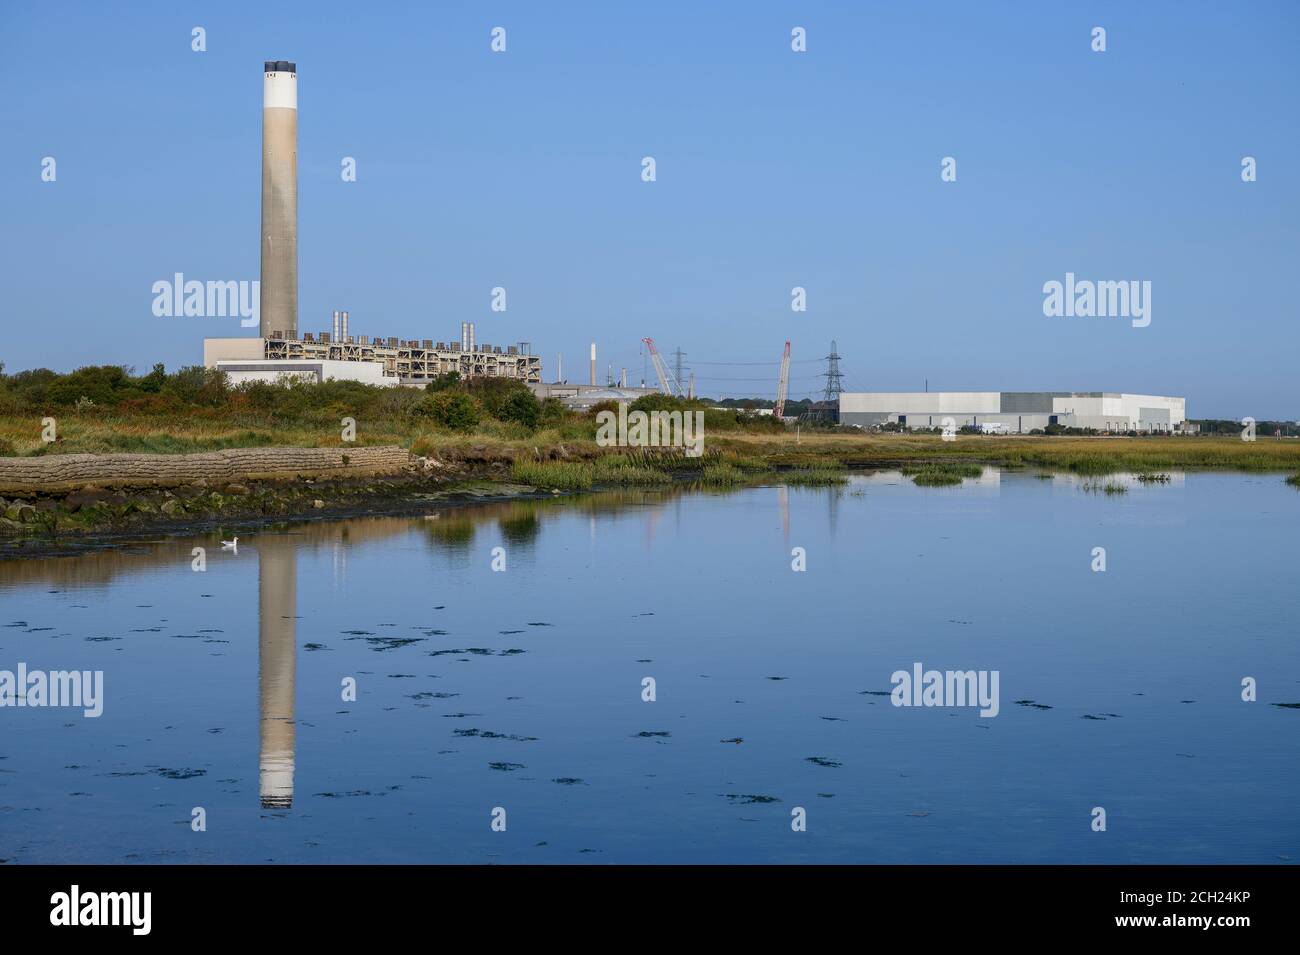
[{"left": 2, "top": 1, "right": 1296, "bottom": 417}]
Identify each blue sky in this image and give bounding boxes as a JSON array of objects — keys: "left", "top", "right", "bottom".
[{"left": 2, "top": 1, "right": 1297, "bottom": 417}]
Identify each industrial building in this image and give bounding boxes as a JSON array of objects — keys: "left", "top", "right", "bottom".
[
  {"left": 527, "top": 382, "right": 660, "bottom": 410},
  {"left": 206, "top": 318, "right": 541, "bottom": 387},
  {"left": 202, "top": 61, "right": 541, "bottom": 389},
  {"left": 838, "top": 392, "right": 1187, "bottom": 433}
]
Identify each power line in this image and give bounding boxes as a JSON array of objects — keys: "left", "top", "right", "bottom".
[{"left": 691, "top": 359, "right": 822, "bottom": 366}]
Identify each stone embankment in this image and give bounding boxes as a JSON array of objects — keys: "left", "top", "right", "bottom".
[{"left": 0, "top": 446, "right": 412, "bottom": 495}]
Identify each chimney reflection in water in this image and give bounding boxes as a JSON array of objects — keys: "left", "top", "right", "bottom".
[{"left": 258, "top": 536, "right": 296, "bottom": 809}]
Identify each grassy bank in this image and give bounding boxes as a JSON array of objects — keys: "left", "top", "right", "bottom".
[
  {"left": 3, "top": 365, "right": 1299, "bottom": 482},
  {"left": 8, "top": 409, "right": 1299, "bottom": 474}
]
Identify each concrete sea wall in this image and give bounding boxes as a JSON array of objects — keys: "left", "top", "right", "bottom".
[{"left": 0, "top": 446, "right": 412, "bottom": 494}]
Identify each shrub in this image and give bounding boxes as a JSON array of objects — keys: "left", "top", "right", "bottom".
[
  {"left": 43, "top": 365, "right": 133, "bottom": 407},
  {"left": 464, "top": 377, "right": 534, "bottom": 420},
  {"left": 425, "top": 371, "right": 461, "bottom": 392},
  {"left": 538, "top": 397, "right": 571, "bottom": 427},
  {"left": 162, "top": 366, "right": 231, "bottom": 408},
  {"left": 497, "top": 389, "right": 542, "bottom": 430},
  {"left": 412, "top": 391, "right": 482, "bottom": 432}
]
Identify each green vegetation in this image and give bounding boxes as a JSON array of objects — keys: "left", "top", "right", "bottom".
[
  {"left": 780, "top": 468, "right": 849, "bottom": 486},
  {"left": 698, "top": 463, "right": 748, "bottom": 486},
  {"left": 3, "top": 364, "right": 1299, "bottom": 487},
  {"left": 591, "top": 455, "right": 674, "bottom": 485},
  {"left": 902, "top": 461, "right": 983, "bottom": 487},
  {"left": 509, "top": 461, "right": 594, "bottom": 491},
  {"left": 909, "top": 469, "right": 963, "bottom": 487},
  {"left": 411, "top": 391, "right": 482, "bottom": 432},
  {"left": 900, "top": 461, "right": 983, "bottom": 478}
]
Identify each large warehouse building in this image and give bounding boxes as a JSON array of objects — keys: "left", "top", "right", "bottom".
[{"left": 838, "top": 392, "right": 1186, "bottom": 433}]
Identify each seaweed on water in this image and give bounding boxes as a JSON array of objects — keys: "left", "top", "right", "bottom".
[
  {"left": 152, "top": 768, "right": 206, "bottom": 780},
  {"left": 455, "top": 728, "right": 538, "bottom": 741},
  {"left": 346, "top": 635, "right": 425, "bottom": 651}
]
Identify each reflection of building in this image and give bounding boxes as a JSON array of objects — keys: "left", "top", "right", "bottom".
[
  {"left": 258, "top": 536, "right": 296, "bottom": 809},
  {"left": 839, "top": 392, "right": 1187, "bottom": 433}
]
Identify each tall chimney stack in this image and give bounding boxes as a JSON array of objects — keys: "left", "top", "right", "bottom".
[
  {"left": 260, "top": 60, "right": 298, "bottom": 340},
  {"left": 590, "top": 342, "right": 597, "bottom": 386},
  {"left": 341, "top": 310, "right": 349, "bottom": 342},
  {"left": 332, "top": 310, "right": 340, "bottom": 342}
]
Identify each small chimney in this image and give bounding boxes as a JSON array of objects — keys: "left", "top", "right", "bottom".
[{"left": 590, "top": 342, "right": 597, "bottom": 386}]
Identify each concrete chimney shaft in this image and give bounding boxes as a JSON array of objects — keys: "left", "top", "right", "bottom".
[{"left": 260, "top": 61, "right": 298, "bottom": 340}]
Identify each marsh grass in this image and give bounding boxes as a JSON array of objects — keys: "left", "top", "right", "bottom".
[
  {"left": 902, "top": 461, "right": 983, "bottom": 486},
  {"left": 900, "top": 462, "right": 983, "bottom": 479},
  {"left": 909, "top": 469, "right": 964, "bottom": 487},
  {"left": 698, "top": 463, "right": 748, "bottom": 486},
  {"left": 591, "top": 456, "right": 674, "bottom": 485},
  {"left": 509, "top": 460, "right": 594, "bottom": 490},
  {"left": 781, "top": 468, "right": 850, "bottom": 486}
]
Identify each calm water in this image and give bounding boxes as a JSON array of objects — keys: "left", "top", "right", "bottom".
[{"left": 1, "top": 469, "right": 1296, "bottom": 864}]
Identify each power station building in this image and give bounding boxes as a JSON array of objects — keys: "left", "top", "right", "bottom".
[
  {"left": 205, "top": 319, "right": 541, "bottom": 387},
  {"left": 202, "top": 61, "right": 541, "bottom": 388},
  {"left": 838, "top": 391, "right": 1187, "bottom": 433}
]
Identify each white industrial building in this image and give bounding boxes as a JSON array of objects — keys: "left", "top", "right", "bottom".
[
  {"left": 838, "top": 392, "right": 1186, "bottom": 433},
  {"left": 203, "top": 318, "right": 541, "bottom": 389}
]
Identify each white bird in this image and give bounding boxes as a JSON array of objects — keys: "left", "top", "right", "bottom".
[{"left": 221, "top": 537, "right": 238, "bottom": 554}]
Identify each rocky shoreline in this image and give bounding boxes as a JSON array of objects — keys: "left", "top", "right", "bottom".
[{"left": 0, "top": 459, "right": 553, "bottom": 559}]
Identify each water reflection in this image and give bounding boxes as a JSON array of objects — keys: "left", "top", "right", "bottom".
[
  {"left": 256, "top": 535, "right": 296, "bottom": 809},
  {"left": 0, "top": 472, "right": 1294, "bottom": 863}
]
